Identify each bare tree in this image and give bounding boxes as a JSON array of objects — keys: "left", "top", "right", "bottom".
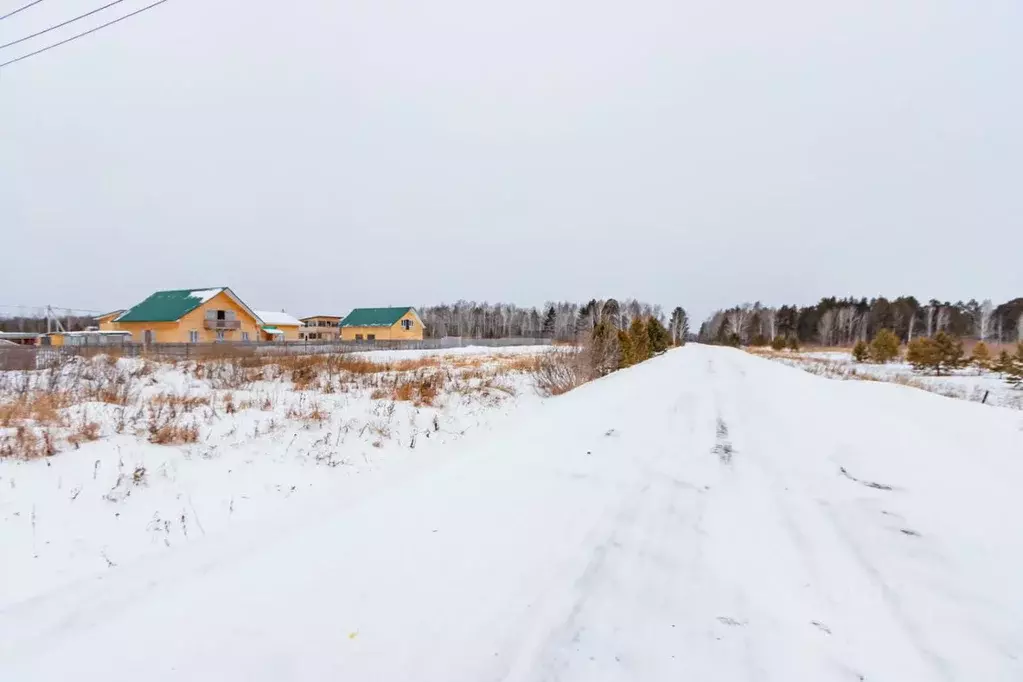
[
  {"left": 975, "top": 299, "right": 994, "bottom": 341},
  {"left": 724, "top": 305, "right": 753, "bottom": 344},
  {"left": 817, "top": 309, "right": 837, "bottom": 346},
  {"left": 936, "top": 307, "right": 951, "bottom": 333}
]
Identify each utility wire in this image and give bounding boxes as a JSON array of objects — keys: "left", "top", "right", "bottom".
[
  {"left": 1, "top": 0, "right": 131, "bottom": 51},
  {"left": 0, "top": 0, "right": 170, "bottom": 69},
  {"left": 0, "top": 0, "right": 45, "bottom": 22}
]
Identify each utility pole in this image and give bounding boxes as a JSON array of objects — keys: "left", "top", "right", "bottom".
[{"left": 45, "top": 306, "right": 66, "bottom": 334}]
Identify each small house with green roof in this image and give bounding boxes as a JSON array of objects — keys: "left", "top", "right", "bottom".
[
  {"left": 104, "top": 287, "right": 263, "bottom": 344},
  {"left": 339, "top": 307, "right": 423, "bottom": 342}
]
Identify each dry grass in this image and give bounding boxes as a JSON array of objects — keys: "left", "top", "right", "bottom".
[
  {"left": 67, "top": 419, "right": 101, "bottom": 447},
  {"left": 0, "top": 348, "right": 548, "bottom": 458},
  {"left": 529, "top": 348, "right": 591, "bottom": 396},
  {"left": 0, "top": 391, "right": 74, "bottom": 428},
  {"left": 148, "top": 422, "right": 200, "bottom": 445},
  {"left": 0, "top": 426, "right": 58, "bottom": 459},
  {"left": 150, "top": 393, "right": 211, "bottom": 412}
]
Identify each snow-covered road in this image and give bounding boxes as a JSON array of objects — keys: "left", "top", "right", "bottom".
[{"left": 3, "top": 345, "right": 1021, "bottom": 680}]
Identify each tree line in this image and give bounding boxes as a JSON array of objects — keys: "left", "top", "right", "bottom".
[
  {"left": 531, "top": 304, "right": 686, "bottom": 395},
  {"left": 699, "top": 296, "right": 1023, "bottom": 346},
  {"left": 0, "top": 315, "right": 96, "bottom": 335},
  {"left": 418, "top": 299, "right": 689, "bottom": 343}
]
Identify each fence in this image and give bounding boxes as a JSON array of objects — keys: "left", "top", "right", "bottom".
[{"left": 0, "top": 337, "right": 553, "bottom": 370}]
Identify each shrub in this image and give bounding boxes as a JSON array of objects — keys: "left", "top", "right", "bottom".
[
  {"left": 589, "top": 321, "right": 621, "bottom": 376},
  {"left": 530, "top": 349, "right": 592, "bottom": 396},
  {"left": 869, "top": 329, "right": 900, "bottom": 363},
  {"left": 770, "top": 336, "right": 787, "bottom": 351},
  {"left": 852, "top": 340, "right": 870, "bottom": 363},
  {"left": 749, "top": 334, "right": 768, "bottom": 347},
  {"left": 787, "top": 336, "right": 800, "bottom": 351}
]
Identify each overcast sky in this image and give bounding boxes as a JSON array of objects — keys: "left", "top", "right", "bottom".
[{"left": 2, "top": 0, "right": 1021, "bottom": 322}]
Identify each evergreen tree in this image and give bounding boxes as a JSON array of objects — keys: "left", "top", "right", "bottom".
[
  {"left": 933, "top": 332, "right": 966, "bottom": 375},
  {"left": 629, "top": 318, "right": 650, "bottom": 362},
  {"left": 852, "top": 340, "right": 869, "bottom": 363},
  {"left": 869, "top": 329, "right": 900, "bottom": 363},
  {"left": 1006, "top": 344, "right": 1023, "bottom": 389},
  {"left": 787, "top": 336, "right": 800, "bottom": 351},
  {"left": 617, "top": 329, "right": 635, "bottom": 367},
  {"left": 995, "top": 349, "right": 1013, "bottom": 375},
  {"left": 647, "top": 317, "right": 671, "bottom": 354},
  {"left": 542, "top": 305, "right": 557, "bottom": 337},
  {"left": 971, "top": 341, "right": 991, "bottom": 368},
  {"left": 770, "top": 336, "right": 787, "bottom": 351},
  {"left": 908, "top": 332, "right": 965, "bottom": 375},
  {"left": 907, "top": 337, "right": 937, "bottom": 373}
]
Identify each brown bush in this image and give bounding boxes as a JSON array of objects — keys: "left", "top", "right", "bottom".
[
  {"left": 148, "top": 422, "right": 200, "bottom": 445},
  {"left": 530, "top": 349, "right": 593, "bottom": 397},
  {"left": 0, "top": 426, "right": 58, "bottom": 459},
  {"left": 0, "top": 391, "right": 74, "bottom": 427}
]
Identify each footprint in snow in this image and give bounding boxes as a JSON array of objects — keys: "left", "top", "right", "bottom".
[{"left": 716, "top": 616, "right": 746, "bottom": 627}]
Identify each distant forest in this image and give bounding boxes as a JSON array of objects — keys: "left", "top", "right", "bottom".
[
  {"left": 418, "top": 300, "right": 689, "bottom": 343},
  {"left": 0, "top": 315, "right": 96, "bottom": 335},
  {"left": 699, "top": 297, "right": 1023, "bottom": 346}
]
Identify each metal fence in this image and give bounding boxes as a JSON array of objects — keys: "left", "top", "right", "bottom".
[{"left": 0, "top": 337, "right": 553, "bottom": 370}]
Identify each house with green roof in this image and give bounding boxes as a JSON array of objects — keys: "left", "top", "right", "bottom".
[
  {"left": 102, "top": 287, "right": 264, "bottom": 344},
  {"left": 339, "top": 307, "right": 423, "bottom": 341}
]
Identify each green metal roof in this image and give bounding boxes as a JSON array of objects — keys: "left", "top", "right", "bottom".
[
  {"left": 116, "top": 288, "right": 230, "bottom": 323},
  {"left": 340, "top": 307, "right": 415, "bottom": 328}
]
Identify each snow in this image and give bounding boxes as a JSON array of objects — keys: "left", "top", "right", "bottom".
[
  {"left": 761, "top": 349, "right": 1023, "bottom": 410},
  {"left": 189, "top": 288, "right": 224, "bottom": 304},
  {"left": 254, "top": 310, "right": 302, "bottom": 327},
  {"left": 2, "top": 345, "right": 1022, "bottom": 680}
]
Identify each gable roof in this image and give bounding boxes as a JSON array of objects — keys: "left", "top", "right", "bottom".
[
  {"left": 116, "top": 288, "right": 256, "bottom": 323},
  {"left": 340, "top": 307, "right": 418, "bottom": 328},
  {"left": 254, "top": 310, "right": 302, "bottom": 327},
  {"left": 300, "top": 315, "right": 342, "bottom": 322}
]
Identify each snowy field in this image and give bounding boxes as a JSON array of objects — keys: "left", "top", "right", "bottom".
[
  {"left": 751, "top": 348, "right": 1023, "bottom": 411},
  {"left": 0, "top": 346, "right": 550, "bottom": 606},
  {"left": 2, "top": 345, "right": 1023, "bottom": 680}
]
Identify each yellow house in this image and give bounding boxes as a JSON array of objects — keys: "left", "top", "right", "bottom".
[
  {"left": 253, "top": 310, "right": 302, "bottom": 342},
  {"left": 108, "top": 287, "right": 262, "bottom": 344},
  {"left": 339, "top": 307, "right": 424, "bottom": 341},
  {"left": 95, "top": 310, "right": 124, "bottom": 329},
  {"left": 299, "top": 315, "right": 342, "bottom": 341}
]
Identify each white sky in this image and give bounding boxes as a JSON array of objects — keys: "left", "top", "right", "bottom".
[{"left": 2, "top": 0, "right": 1021, "bottom": 321}]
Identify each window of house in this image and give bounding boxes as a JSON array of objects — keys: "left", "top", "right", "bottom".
[
  {"left": 144, "top": 330, "right": 154, "bottom": 345},
  {"left": 217, "top": 310, "right": 226, "bottom": 320},
  {"left": 241, "top": 332, "right": 250, "bottom": 342},
  {"left": 189, "top": 330, "right": 199, "bottom": 343},
  {"left": 401, "top": 319, "right": 413, "bottom": 330},
  {"left": 216, "top": 330, "right": 225, "bottom": 342},
  {"left": 367, "top": 334, "right": 376, "bottom": 341},
  {"left": 355, "top": 334, "right": 363, "bottom": 341}
]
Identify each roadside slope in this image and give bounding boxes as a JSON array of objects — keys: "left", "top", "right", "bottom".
[{"left": 1, "top": 345, "right": 1020, "bottom": 681}]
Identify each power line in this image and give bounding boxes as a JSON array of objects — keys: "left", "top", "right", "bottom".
[
  {"left": 0, "top": 0, "right": 170, "bottom": 69},
  {"left": 0, "top": 304, "right": 106, "bottom": 313},
  {"left": 0, "top": 0, "right": 46, "bottom": 22},
  {"left": 1, "top": 0, "right": 131, "bottom": 51}
]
